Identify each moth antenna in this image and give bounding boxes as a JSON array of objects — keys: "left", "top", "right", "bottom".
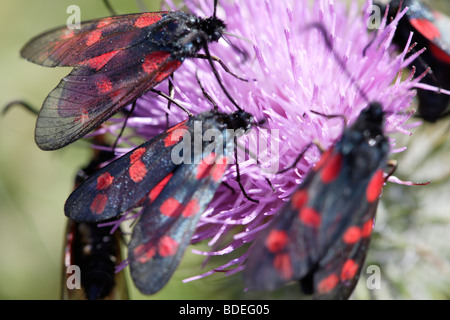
[
  {"left": 222, "top": 31, "right": 253, "bottom": 45},
  {"left": 3, "top": 100, "right": 38, "bottom": 116}
]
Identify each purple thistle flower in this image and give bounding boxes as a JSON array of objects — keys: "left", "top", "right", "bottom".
[{"left": 97, "top": 0, "right": 444, "bottom": 293}]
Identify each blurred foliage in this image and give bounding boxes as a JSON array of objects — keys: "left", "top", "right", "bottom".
[{"left": 0, "top": 0, "right": 449, "bottom": 300}]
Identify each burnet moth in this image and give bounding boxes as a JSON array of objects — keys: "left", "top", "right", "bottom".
[
  {"left": 244, "top": 23, "right": 404, "bottom": 299},
  {"left": 374, "top": 0, "right": 450, "bottom": 122},
  {"left": 62, "top": 142, "right": 129, "bottom": 300},
  {"left": 64, "top": 106, "right": 257, "bottom": 294},
  {"left": 244, "top": 103, "right": 391, "bottom": 299},
  {"left": 21, "top": 0, "right": 243, "bottom": 150}
]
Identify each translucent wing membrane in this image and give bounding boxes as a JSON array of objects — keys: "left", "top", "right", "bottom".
[
  {"left": 35, "top": 45, "right": 181, "bottom": 150},
  {"left": 245, "top": 104, "right": 389, "bottom": 299},
  {"left": 20, "top": 12, "right": 167, "bottom": 67}
]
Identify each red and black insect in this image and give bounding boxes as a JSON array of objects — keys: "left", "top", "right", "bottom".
[
  {"left": 64, "top": 109, "right": 255, "bottom": 294},
  {"left": 62, "top": 145, "right": 129, "bottom": 300},
  {"left": 244, "top": 103, "right": 391, "bottom": 299},
  {"left": 21, "top": 0, "right": 241, "bottom": 150},
  {"left": 2, "top": 100, "right": 129, "bottom": 300},
  {"left": 375, "top": 0, "right": 450, "bottom": 121},
  {"left": 62, "top": 219, "right": 129, "bottom": 300}
]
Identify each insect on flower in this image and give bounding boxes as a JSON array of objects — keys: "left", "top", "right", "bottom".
[
  {"left": 374, "top": 0, "right": 450, "bottom": 121},
  {"left": 20, "top": 0, "right": 243, "bottom": 150},
  {"left": 2, "top": 100, "right": 129, "bottom": 300},
  {"left": 244, "top": 102, "right": 393, "bottom": 300},
  {"left": 243, "top": 20, "right": 413, "bottom": 299},
  {"left": 133, "top": 0, "right": 440, "bottom": 288},
  {"left": 64, "top": 102, "right": 259, "bottom": 294}
]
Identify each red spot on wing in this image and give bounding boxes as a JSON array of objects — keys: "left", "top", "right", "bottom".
[
  {"left": 340, "top": 259, "right": 359, "bottom": 281},
  {"left": 164, "top": 125, "right": 188, "bottom": 147},
  {"left": 299, "top": 207, "right": 321, "bottom": 228},
  {"left": 142, "top": 51, "right": 171, "bottom": 74},
  {"left": 96, "top": 78, "right": 113, "bottom": 93},
  {"left": 135, "top": 12, "right": 165, "bottom": 28},
  {"left": 265, "top": 230, "right": 289, "bottom": 253},
  {"left": 90, "top": 194, "right": 108, "bottom": 214},
  {"left": 160, "top": 197, "right": 183, "bottom": 217},
  {"left": 149, "top": 173, "right": 174, "bottom": 202},
  {"left": 273, "top": 253, "right": 293, "bottom": 280},
  {"left": 96, "top": 172, "right": 114, "bottom": 190},
  {"left": 130, "top": 147, "right": 145, "bottom": 163},
  {"left": 320, "top": 153, "right": 343, "bottom": 183},
  {"left": 168, "top": 120, "right": 189, "bottom": 132},
  {"left": 313, "top": 148, "right": 333, "bottom": 172},
  {"left": 410, "top": 18, "right": 441, "bottom": 41},
  {"left": 429, "top": 43, "right": 450, "bottom": 64},
  {"left": 196, "top": 153, "right": 217, "bottom": 180},
  {"left": 211, "top": 156, "right": 229, "bottom": 182},
  {"left": 361, "top": 219, "right": 373, "bottom": 238},
  {"left": 195, "top": 153, "right": 229, "bottom": 182},
  {"left": 134, "top": 243, "right": 156, "bottom": 264},
  {"left": 81, "top": 50, "right": 119, "bottom": 70},
  {"left": 317, "top": 274, "right": 339, "bottom": 294},
  {"left": 86, "top": 30, "right": 102, "bottom": 46},
  {"left": 97, "top": 18, "right": 112, "bottom": 28},
  {"left": 158, "top": 236, "right": 178, "bottom": 257},
  {"left": 61, "top": 29, "right": 75, "bottom": 40},
  {"left": 129, "top": 148, "right": 147, "bottom": 182},
  {"left": 366, "top": 169, "right": 384, "bottom": 202},
  {"left": 291, "top": 189, "right": 308, "bottom": 210},
  {"left": 133, "top": 235, "right": 178, "bottom": 263},
  {"left": 182, "top": 199, "right": 200, "bottom": 218},
  {"left": 129, "top": 160, "right": 147, "bottom": 183},
  {"left": 342, "top": 226, "right": 362, "bottom": 244},
  {"left": 154, "top": 60, "right": 182, "bottom": 83},
  {"left": 74, "top": 108, "right": 89, "bottom": 123}
]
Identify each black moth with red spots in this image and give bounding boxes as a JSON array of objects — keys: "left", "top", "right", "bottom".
[
  {"left": 21, "top": 10, "right": 226, "bottom": 150},
  {"left": 375, "top": 0, "right": 450, "bottom": 121},
  {"left": 65, "top": 109, "right": 254, "bottom": 294},
  {"left": 245, "top": 103, "right": 389, "bottom": 299},
  {"left": 2, "top": 98, "right": 129, "bottom": 299},
  {"left": 63, "top": 146, "right": 128, "bottom": 300}
]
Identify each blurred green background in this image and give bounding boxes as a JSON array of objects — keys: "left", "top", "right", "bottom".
[{"left": 0, "top": 0, "right": 449, "bottom": 300}]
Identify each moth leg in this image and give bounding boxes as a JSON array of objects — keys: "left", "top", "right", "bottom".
[
  {"left": 165, "top": 75, "right": 175, "bottom": 129},
  {"left": 150, "top": 88, "right": 193, "bottom": 117},
  {"left": 111, "top": 100, "right": 136, "bottom": 150},
  {"left": 195, "top": 53, "right": 249, "bottom": 82},
  {"left": 234, "top": 136, "right": 258, "bottom": 203}
]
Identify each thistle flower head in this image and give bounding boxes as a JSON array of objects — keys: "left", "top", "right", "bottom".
[{"left": 102, "top": 0, "right": 434, "bottom": 290}]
